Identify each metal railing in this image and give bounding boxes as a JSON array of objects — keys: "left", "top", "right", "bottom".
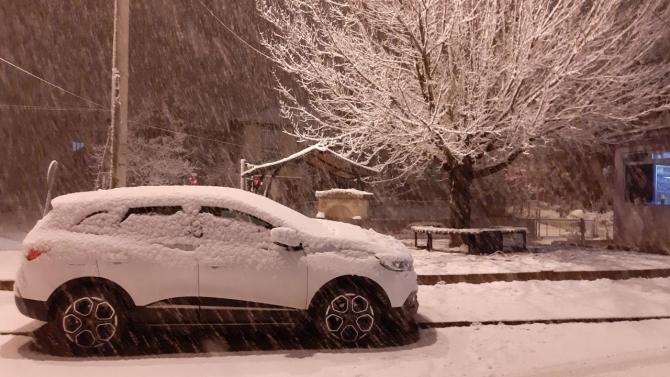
[{"left": 533, "top": 209, "right": 612, "bottom": 239}]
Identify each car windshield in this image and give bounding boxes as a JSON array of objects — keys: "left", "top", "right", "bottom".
[{"left": 3, "top": 1, "right": 670, "bottom": 376}]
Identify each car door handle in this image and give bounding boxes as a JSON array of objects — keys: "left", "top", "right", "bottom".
[{"left": 205, "top": 265, "right": 225, "bottom": 269}]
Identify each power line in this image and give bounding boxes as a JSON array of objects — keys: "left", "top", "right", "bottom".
[
  {"left": 195, "top": 0, "right": 272, "bottom": 61},
  {"left": 1, "top": 101, "right": 284, "bottom": 155},
  {"left": 0, "top": 56, "right": 106, "bottom": 109},
  {"left": 0, "top": 104, "right": 110, "bottom": 112}
]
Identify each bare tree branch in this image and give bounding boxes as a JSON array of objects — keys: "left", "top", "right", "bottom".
[
  {"left": 257, "top": 0, "right": 670, "bottom": 180},
  {"left": 474, "top": 149, "right": 525, "bottom": 178}
]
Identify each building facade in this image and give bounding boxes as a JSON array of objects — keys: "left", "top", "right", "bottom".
[{"left": 613, "top": 120, "right": 670, "bottom": 254}]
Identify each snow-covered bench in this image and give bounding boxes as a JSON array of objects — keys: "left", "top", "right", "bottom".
[{"left": 410, "top": 226, "right": 528, "bottom": 254}]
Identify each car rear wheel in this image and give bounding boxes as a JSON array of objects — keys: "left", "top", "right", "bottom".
[
  {"left": 310, "top": 281, "right": 387, "bottom": 345},
  {"left": 54, "top": 286, "right": 128, "bottom": 353}
]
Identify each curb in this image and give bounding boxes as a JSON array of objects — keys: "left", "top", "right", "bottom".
[
  {"left": 417, "top": 268, "right": 670, "bottom": 285},
  {"left": 419, "top": 315, "right": 670, "bottom": 328}
]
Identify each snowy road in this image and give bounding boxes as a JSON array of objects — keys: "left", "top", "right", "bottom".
[{"left": 1, "top": 320, "right": 669, "bottom": 377}]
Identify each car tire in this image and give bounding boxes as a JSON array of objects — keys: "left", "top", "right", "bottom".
[
  {"left": 53, "top": 285, "right": 129, "bottom": 354},
  {"left": 310, "top": 280, "right": 388, "bottom": 346}
]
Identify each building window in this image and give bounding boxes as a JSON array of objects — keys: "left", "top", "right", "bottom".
[
  {"left": 655, "top": 165, "right": 670, "bottom": 205},
  {"left": 624, "top": 150, "right": 670, "bottom": 205},
  {"left": 625, "top": 164, "right": 654, "bottom": 205}
]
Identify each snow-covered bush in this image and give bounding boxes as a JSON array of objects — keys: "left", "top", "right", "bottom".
[{"left": 91, "top": 124, "right": 196, "bottom": 188}]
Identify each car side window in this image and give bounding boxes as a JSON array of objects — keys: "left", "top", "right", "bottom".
[
  {"left": 121, "top": 206, "right": 182, "bottom": 222},
  {"left": 196, "top": 206, "right": 275, "bottom": 246},
  {"left": 118, "top": 206, "right": 191, "bottom": 240},
  {"left": 199, "top": 206, "right": 273, "bottom": 229},
  {"left": 72, "top": 210, "right": 119, "bottom": 235}
]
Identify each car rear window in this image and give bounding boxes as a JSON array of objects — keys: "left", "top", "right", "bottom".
[{"left": 77, "top": 210, "right": 109, "bottom": 225}]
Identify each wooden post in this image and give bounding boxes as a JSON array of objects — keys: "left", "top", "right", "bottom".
[
  {"left": 263, "top": 168, "right": 281, "bottom": 197},
  {"left": 240, "top": 159, "right": 246, "bottom": 190},
  {"left": 110, "top": 0, "right": 130, "bottom": 188}
]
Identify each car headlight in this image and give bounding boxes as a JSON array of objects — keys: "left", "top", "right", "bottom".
[{"left": 378, "top": 258, "right": 413, "bottom": 272}]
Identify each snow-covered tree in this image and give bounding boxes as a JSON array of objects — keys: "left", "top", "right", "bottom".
[
  {"left": 91, "top": 111, "right": 196, "bottom": 188},
  {"left": 258, "top": 0, "right": 670, "bottom": 229}
]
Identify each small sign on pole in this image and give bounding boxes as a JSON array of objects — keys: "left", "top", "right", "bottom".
[{"left": 43, "top": 160, "right": 59, "bottom": 218}]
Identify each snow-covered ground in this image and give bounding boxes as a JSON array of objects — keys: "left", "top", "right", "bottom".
[
  {"left": 0, "top": 291, "right": 42, "bottom": 334},
  {"left": 410, "top": 244, "right": 670, "bottom": 275},
  {"left": 1, "top": 320, "right": 669, "bottom": 377},
  {"left": 418, "top": 278, "right": 670, "bottom": 323},
  {"left": 0, "top": 236, "right": 22, "bottom": 252},
  {"left": 0, "top": 251, "right": 21, "bottom": 282}
]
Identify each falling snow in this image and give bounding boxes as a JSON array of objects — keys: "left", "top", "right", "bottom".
[{"left": 1, "top": 0, "right": 670, "bottom": 375}]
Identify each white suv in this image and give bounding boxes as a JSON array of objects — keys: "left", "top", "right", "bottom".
[{"left": 14, "top": 186, "right": 418, "bottom": 351}]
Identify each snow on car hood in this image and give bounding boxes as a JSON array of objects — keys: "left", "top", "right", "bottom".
[{"left": 304, "top": 220, "right": 412, "bottom": 263}]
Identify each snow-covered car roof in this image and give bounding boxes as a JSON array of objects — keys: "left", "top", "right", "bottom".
[{"left": 51, "top": 186, "right": 319, "bottom": 231}]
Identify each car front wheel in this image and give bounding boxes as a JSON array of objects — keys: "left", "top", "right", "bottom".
[{"left": 310, "top": 281, "right": 387, "bottom": 345}]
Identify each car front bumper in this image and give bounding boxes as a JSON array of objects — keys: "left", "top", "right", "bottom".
[
  {"left": 392, "top": 290, "right": 419, "bottom": 319},
  {"left": 14, "top": 289, "right": 49, "bottom": 322}
]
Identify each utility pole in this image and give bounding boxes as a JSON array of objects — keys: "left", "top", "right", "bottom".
[
  {"left": 110, "top": 0, "right": 130, "bottom": 188},
  {"left": 240, "top": 159, "right": 247, "bottom": 190}
]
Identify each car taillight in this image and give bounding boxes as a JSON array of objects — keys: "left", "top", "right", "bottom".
[{"left": 27, "top": 249, "right": 43, "bottom": 261}]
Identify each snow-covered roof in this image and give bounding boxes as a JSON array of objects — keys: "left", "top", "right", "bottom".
[
  {"left": 51, "top": 186, "right": 318, "bottom": 231},
  {"left": 315, "top": 188, "right": 374, "bottom": 199},
  {"left": 241, "top": 144, "right": 380, "bottom": 179}
]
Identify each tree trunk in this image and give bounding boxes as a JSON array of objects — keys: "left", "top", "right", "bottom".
[{"left": 447, "top": 161, "right": 474, "bottom": 246}]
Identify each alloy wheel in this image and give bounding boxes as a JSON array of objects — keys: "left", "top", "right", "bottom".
[
  {"left": 61, "top": 296, "right": 118, "bottom": 348},
  {"left": 325, "top": 293, "right": 375, "bottom": 342}
]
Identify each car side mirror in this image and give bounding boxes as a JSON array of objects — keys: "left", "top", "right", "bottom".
[{"left": 271, "top": 227, "right": 302, "bottom": 249}]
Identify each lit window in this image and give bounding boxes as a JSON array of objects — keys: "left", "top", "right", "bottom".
[{"left": 625, "top": 151, "right": 670, "bottom": 206}]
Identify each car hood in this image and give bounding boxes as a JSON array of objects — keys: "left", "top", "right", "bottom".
[{"left": 305, "top": 220, "right": 412, "bottom": 262}]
